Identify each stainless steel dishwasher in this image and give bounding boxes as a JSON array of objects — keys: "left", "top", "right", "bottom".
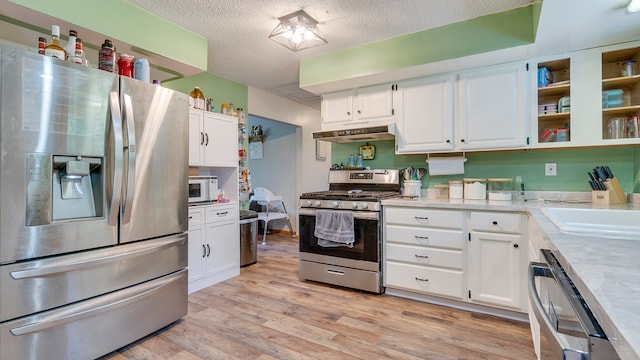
[{"left": 528, "top": 249, "right": 620, "bottom": 359}]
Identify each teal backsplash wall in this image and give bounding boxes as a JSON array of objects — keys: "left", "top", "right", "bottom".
[{"left": 332, "top": 141, "right": 637, "bottom": 193}]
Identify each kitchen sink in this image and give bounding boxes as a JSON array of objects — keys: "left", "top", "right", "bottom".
[{"left": 540, "top": 207, "right": 640, "bottom": 240}]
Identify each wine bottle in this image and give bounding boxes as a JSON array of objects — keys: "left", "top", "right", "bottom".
[{"left": 44, "top": 25, "right": 67, "bottom": 60}]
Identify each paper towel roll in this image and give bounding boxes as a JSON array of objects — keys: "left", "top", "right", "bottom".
[{"left": 426, "top": 157, "right": 466, "bottom": 175}]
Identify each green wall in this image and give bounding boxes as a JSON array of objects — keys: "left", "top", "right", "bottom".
[
  {"left": 300, "top": 4, "right": 541, "bottom": 88},
  {"left": 332, "top": 141, "right": 638, "bottom": 193},
  {"left": 9, "top": 0, "right": 208, "bottom": 72},
  {"left": 635, "top": 147, "right": 640, "bottom": 193},
  {"left": 163, "top": 72, "right": 248, "bottom": 114}
]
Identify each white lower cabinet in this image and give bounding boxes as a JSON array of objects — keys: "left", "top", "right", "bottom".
[
  {"left": 384, "top": 206, "right": 528, "bottom": 314},
  {"left": 468, "top": 211, "right": 524, "bottom": 310},
  {"left": 188, "top": 203, "right": 239, "bottom": 294},
  {"left": 384, "top": 207, "right": 466, "bottom": 300}
]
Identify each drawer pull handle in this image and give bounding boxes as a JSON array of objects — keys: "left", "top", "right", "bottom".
[
  {"left": 414, "top": 235, "right": 429, "bottom": 240},
  {"left": 414, "top": 254, "right": 429, "bottom": 259},
  {"left": 415, "top": 277, "right": 429, "bottom": 282},
  {"left": 202, "top": 244, "right": 206, "bottom": 258},
  {"left": 206, "top": 244, "right": 211, "bottom": 257},
  {"left": 327, "top": 269, "right": 344, "bottom": 276},
  {"left": 492, "top": 221, "right": 498, "bottom": 225},
  {"left": 217, "top": 211, "right": 229, "bottom": 216},
  {"left": 414, "top": 216, "right": 429, "bottom": 221}
]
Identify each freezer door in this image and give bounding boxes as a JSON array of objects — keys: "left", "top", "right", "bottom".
[
  {"left": 0, "top": 233, "right": 187, "bottom": 322},
  {"left": 0, "top": 45, "right": 119, "bottom": 263},
  {"left": 1, "top": 269, "right": 187, "bottom": 360},
  {"left": 119, "top": 77, "right": 189, "bottom": 243}
]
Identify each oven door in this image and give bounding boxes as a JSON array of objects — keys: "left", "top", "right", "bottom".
[{"left": 298, "top": 208, "right": 379, "bottom": 263}]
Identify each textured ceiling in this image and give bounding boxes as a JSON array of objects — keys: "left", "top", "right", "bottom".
[{"left": 123, "top": 0, "right": 534, "bottom": 108}]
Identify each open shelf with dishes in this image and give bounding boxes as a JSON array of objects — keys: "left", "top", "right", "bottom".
[
  {"left": 601, "top": 47, "right": 640, "bottom": 140},
  {"left": 537, "top": 58, "right": 571, "bottom": 144}
]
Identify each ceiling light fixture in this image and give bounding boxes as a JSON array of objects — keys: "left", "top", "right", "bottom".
[
  {"left": 627, "top": 0, "right": 640, "bottom": 13},
  {"left": 268, "top": 10, "right": 327, "bottom": 52}
]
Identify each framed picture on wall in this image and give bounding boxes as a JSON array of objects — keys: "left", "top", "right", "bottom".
[{"left": 249, "top": 135, "right": 264, "bottom": 159}]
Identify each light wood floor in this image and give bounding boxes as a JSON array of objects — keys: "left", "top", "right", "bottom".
[{"left": 101, "top": 234, "right": 536, "bottom": 360}]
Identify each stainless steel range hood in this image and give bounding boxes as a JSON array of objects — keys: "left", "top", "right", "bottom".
[{"left": 312, "top": 123, "right": 395, "bottom": 143}]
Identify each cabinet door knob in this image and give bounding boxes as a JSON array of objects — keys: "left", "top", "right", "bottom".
[
  {"left": 513, "top": 243, "right": 519, "bottom": 248},
  {"left": 347, "top": 112, "right": 351, "bottom": 115},
  {"left": 492, "top": 221, "right": 498, "bottom": 225},
  {"left": 460, "top": 139, "right": 465, "bottom": 143},
  {"left": 357, "top": 110, "right": 361, "bottom": 114},
  {"left": 446, "top": 139, "right": 451, "bottom": 143}
]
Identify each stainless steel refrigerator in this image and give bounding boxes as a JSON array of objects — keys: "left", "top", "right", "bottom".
[{"left": 0, "top": 44, "right": 189, "bottom": 359}]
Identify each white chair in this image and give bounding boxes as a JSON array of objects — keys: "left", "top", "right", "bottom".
[{"left": 250, "top": 187, "right": 293, "bottom": 244}]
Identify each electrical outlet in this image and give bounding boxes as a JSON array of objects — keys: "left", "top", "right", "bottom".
[{"left": 545, "top": 163, "right": 557, "bottom": 176}]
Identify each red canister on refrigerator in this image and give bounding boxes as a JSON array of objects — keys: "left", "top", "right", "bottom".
[{"left": 117, "top": 54, "right": 134, "bottom": 77}]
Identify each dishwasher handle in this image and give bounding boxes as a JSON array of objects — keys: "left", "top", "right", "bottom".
[{"left": 528, "top": 261, "right": 589, "bottom": 360}]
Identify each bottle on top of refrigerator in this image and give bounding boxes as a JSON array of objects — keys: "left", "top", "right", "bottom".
[
  {"left": 98, "top": 39, "right": 116, "bottom": 73},
  {"left": 44, "top": 25, "right": 67, "bottom": 60},
  {"left": 64, "top": 30, "right": 77, "bottom": 59},
  {"left": 37, "top": 37, "right": 47, "bottom": 55},
  {"left": 134, "top": 58, "right": 150, "bottom": 82},
  {"left": 69, "top": 38, "right": 86, "bottom": 65},
  {"left": 189, "top": 87, "right": 206, "bottom": 110}
]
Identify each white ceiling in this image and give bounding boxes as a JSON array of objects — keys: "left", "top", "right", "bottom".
[{"left": 122, "top": 0, "right": 535, "bottom": 108}]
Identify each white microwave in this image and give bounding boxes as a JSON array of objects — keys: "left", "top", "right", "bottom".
[{"left": 188, "top": 176, "right": 218, "bottom": 204}]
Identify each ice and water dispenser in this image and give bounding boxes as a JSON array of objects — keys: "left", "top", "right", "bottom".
[{"left": 26, "top": 153, "right": 104, "bottom": 226}]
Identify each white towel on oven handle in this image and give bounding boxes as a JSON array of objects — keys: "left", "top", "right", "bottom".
[{"left": 314, "top": 210, "right": 354, "bottom": 248}]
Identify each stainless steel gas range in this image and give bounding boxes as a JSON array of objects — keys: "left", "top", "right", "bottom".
[{"left": 298, "top": 169, "right": 400, "bottom": 293}]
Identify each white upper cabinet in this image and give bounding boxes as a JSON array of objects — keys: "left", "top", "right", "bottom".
[
  {"left": 321, "top": 83, "right": 395, "bottom": 130},
  {"left": 395, "top": 75, "right": 455, "bottom": 153},
  {"left": 532, "top": 40, "right": 640, "bottom": 149},
  {"left": 395, "top": 61, "right": 530, "bottom": 154},
  {"left": 188, "top": 109, "right": 238, "bottom": 167},
  {"left": 456, "top": 62, "right": 530, "bottom": 151}
]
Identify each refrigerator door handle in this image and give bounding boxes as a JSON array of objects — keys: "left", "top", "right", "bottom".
[
  {"left": 9, "top": 270, "right": 185, "bottom": 336},
  {"left": 10, "top": 235, "right": 186, "bottom": 279},
  {"left": 108, "top": 91, "right": 124, "bottom": 227},
  {"left": 122, "top": 93, "right": 137, "bottom": 224}
]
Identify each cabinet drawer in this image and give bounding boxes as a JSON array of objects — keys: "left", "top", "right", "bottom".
[
  {"left": 385, "top": 225, "right": 464, "bottom": 250},
  {"left": 386, "top": 243, "right": 464, "bottom": 270},
  {"left": 469, "top": 212, "right": 522, "bottom": 234},
  {"left": 205, "top": 205, "right": 237, "bottom": 224},
  {"left": 188, "top": 208, "right": 204, "bottom": 226},
  {"left": 385, "top": 261, "right": 464, "bottom": 299},
  {"left": 385, "top": 207, "right": 464, "bottom": 229}
]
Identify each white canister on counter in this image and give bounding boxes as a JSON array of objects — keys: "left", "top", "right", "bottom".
[
  {"left": 403, "top": 180, "right": 421, "bottom": 198},
  {"left": 463, "top": 178, "right": 487, "bottom": 200},
  {"left": 448, "top": 180, "right": 463, "bottom": 199}
]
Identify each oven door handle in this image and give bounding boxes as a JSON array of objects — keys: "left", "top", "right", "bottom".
[
  {"left": 298, "top": 208, "right": 379, "bottom": 220},
  {"left": 528, "top": 262, "right": 589, "bottom": 359}
]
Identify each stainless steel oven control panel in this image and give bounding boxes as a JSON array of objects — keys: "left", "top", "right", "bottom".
[{"left": 298, "top": 199, "right": 380, "bottom": 211}]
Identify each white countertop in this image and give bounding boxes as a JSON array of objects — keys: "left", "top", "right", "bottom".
[{"left": 381, "top": 195, "right": 640, "bottom": 360}]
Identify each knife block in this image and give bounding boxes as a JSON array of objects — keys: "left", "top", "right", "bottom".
[{"left": 592, "top": 177, "right": 626, "bottom": 206}]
